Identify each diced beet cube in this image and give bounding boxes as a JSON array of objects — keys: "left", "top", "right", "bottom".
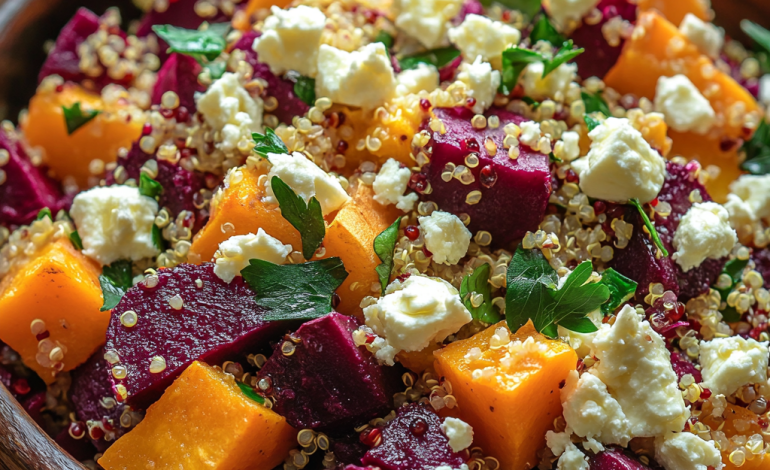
[
  {"left": 257, "top": 312, "right": 399, "bottom": 431},
  {"left": 151, "top": 53, "right": 205, "bottom": 112},
  {"left": 421, "top": 107, "right": 551, "bottom": 247},
  {"left": 669, "top": 351, "right": 702, "bottom": 383},
  {"left": 453, "top": 0, "right": 484, "bottom": 24},
  {"left": 55, "top": 427, "right": 98, "bottom": 462},
  {"left": 589, "top": 446, "right": 657, "bottom": 470},
  {"left": 332, "top": 434, "right": 370, "bottom": 467},
  {"left": 20, "top": 392, "right": 47, "bottom": 429},
  {"left": 570, "top": 0, "right": 637, "bottom": 79},
  {"left": 104, "top": 263, "right": 288, "bottom": 409},
  {"left": 361, "top": 403, "right": 467, "bottom": 470}
]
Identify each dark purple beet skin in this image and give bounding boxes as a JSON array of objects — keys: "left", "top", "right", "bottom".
[
  {"left": 257, "top": 312, "right": 399, "bottom": 432},
  {"left": 421, "top": 107, "right": 551, "bottom": 248},
  {"left": 669, "top": 351, "right": 702, "bottom": 383},
  {"left": 55, "top": 428, "right": 98, "bottom": 463},
  {"left": 569, "top": 0, "right": 637, "bottom": 79},
  {"left": 752, "top": 248, "right": 770, "bottom": 284},
  {"left": 333, "top": 434, "right": 371, "bottom": 467},
  {"left": 104, "top": 263, "right": 289, "bottom": 409},
  {"left": 151, "top": 53, "right": 205, "bottom": 112},
  {"left": 589, "top": 447, "right": 657, "bottom": 470},
  {"left": 361, "top": 403, "right": 467, "bottom": 470}
]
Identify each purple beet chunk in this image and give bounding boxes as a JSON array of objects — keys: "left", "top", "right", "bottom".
[
  {"left": 233, "top": 32, "right": 310, "bottom": 124},
  {"left": 570, "top": 0, "right": 637, "bottom": 79},
  {"left": 257, "top": 312, "right": 399, "bottom": 431},
  {"left": 453, "top": 0, "right": 484, "bottom": 24},
  {"left": 333, "top": 434, "right": 370, "bottom": 467},
  {"left": 104, "top": 263, "right": 287, "bottom": 409},
  {"left": 21, "top": 392, "right": 47, "bottom": 429},
  {"left": 55, "top": 428, "right": 98, "bottom": 463},
  {"left": 361, "top": 403, "right": 467, "bottom": 470},
  {"left": 752, "top": 248, "right": 770, "bottom": 284},
  {"left": 670, "top": 351, "right": 702, "bottom": 383},
  {"left": 421, "top": 107, "right": 551, "bottom": 247},
  {"left": 589, "top": 447, "right": 656, "bottom": 470},
  {"left": 151, "top": 53, "right": 205, "bottom": 112}
]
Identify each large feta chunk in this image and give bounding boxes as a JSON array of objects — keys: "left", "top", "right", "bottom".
[
  {"left": 70, "top": 185, "right": 159, "bottom": 266},
  {"left": 724, "top": 193, "right": 757, "bottom": 231},
  {"left": 392, "top": 0, "right": 464, "bottom": 49},
  {"left": 372, "top": 158, "right": 418, "bottom": 211},
  {"left": 728, "top": 174, "right": 770, "bottom": 221},
  {"left": 395, "top": 63, "right": 440, "bottom": 96},
  {"left": 544, "top": 0, "right": 600, "bottom": 27},
  {"left": 521, "top": 61, "right": 576, "bottom": 101},
  {"left": 213, "top": 229, "right": 292, "bottom": 283},
  {"left": 315, "top": 43, "right": 396, "bottom": 109},
  {"left": 457, "top": 57, "right": 501, "bottom": 111},
  {"left": 654, "top": 432, "right": 723, "bottom": 470},
  {"left": 679, "top": 14, "right": 723, "bottom": 59},
  {"left": 440, "top": 417, "right": 474, "bottom": 452},
  {"left": 654, "top": 75, "right": 715, "bottom": 134},
  {"left": 252, "top": 5, "right": 326, "bottom": 77},
  {"left": 448, "top": 15, "right": 521, "bottom": 64},
  {"left": 672, "top": 202, "right": 737, "bottom": 272},
  {"left": 196, "top": 73, "right": 263, "bottom": 152},
  {"left": 363, "top": 274, "right": 472, "bottom": 365},
  {"left": 561, "top": 370, "right": 631, "bottom": 446},
  {"left": 418, "top": 211, "right": 471, "bottom": 265},
  {"left": 571, "top": 117, "right": 665, "bottom": 203},
  {"left": 699, "top": 336, "right": 769, "bottom": 396},
  {"left": 264, "top": 152, "right": 351, "bottom": 215}
]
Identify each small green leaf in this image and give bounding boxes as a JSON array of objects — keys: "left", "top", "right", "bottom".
[
  {"left": 495, "top": 0, "right": 542, "bottom": 19},
  {"left": 241, "top": 257, "right": 349, "bottom": 321},
  {"left": 460, "top": 263, "right": 502, "bottom": 324},
  {"left": 599, "top": 268, "right": 637, "bottom": 315},
  {"left": 542, "top": 40, "right": 584, "bottom": 77},
  {"left": 741, "top": 120, "right": 770, "bottom": 175},
  {"left": 741, "top": 20, "right": 770, "bottom": 54},
  {"left": 69, "top": 230, "right": 83, "bottom": 250},
  {"left": 374, "top": 217, "right": 402, "bottom": 294},
  {"left": 99, "top": 260, "right": 133, "bottom": 312},
  {"left": 549, "top": 152, "right": 562, "bottom": 164},
  {"left": 152, "top": 23, "right": 229, "bottom": 61},
  {"left": 581, "top": 91, "right": 611, "bottom": 117},
  {"left": 742, "top": 155, "right": 770, "bottom": 175},
  {"left": 252, "top": 128, "right": 288, "bottom": 158},
  {"left": 293, "top": 76, "right": 316, "bottom": 106},
  {"left": 505, "top": 244, "right": 559, "bottom": 333},
  {"left": 62, "top": 102, "right": 101, "bottom": 135},
  {"left": 139, "top": 173, "right": 163, "bottom": 199},
  {"left": 152, "top": 224, "right": 166, "bottom": 252},
  {"left": 35, "top": 207, "right": 53, "bottom": 221},
  {"left": 713, "top": 258, "right": 749, "bottom": 323},
  {"left": 722, "top": 258, "right": 750, "bottom": 284},
  {"left": 529, "top": 15, "right": 564, "bottom": 45},
  {"left": 237, "top": 382, "right": 265, "bottom": 404},
  {"left": 374, "top": 30, "right": 394, "bottom": 49},
  {"left": 499, "top": 47, "right": 543, "bottom": 95},
  {"left": 203, "top": 60, "right": 227, "bottom": 80},
  {"left": 629, "top": 198, "right": 669, "bottom": 257},
  {"left": 271, "top": 176, "right": 325, "bottom": 260},
  {"left": 399, "top": 46, "right": 461, "bottom": 71},
  {"left": 584, "top": 115, "right": 601, "bottom": 132},
  {"left": 521, "top": 96, "right": 541, "bottom": 109}
]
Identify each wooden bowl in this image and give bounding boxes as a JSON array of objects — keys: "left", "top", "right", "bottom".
[{"left": 1, "top": 0, "right": 770, "bottom": 469}]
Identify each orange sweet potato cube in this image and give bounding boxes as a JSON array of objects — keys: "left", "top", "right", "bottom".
[
  {"left": 100, "top": 361, "right": 296, "bottom": 470},
  {"left": 233, "top": 0, "right": 292, "bottom": 31},
  {"left": 0, "top": 237, "right": 106, "bottom": 383},
  {"left": 701, "top": 404, "right": 770, "bottom": 470},
  {"left": 434, "top": 321, "right": 578, "bottom": 470},
  {"left": 637, "top": 0, "right": 710, "bottom": 26}
]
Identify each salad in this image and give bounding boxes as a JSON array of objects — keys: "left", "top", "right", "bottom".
[{"left": 1, "top": 0, "right": 770, "bottom": 469}]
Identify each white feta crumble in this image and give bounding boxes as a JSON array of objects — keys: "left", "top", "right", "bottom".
[
  {"left": 546, "top": 432, "right": 590, "bottom": 470},
  {"left": 561, "top": 370, "right": 631, "bottom": 446},
  {"left": 392, "top": 0, "right": 464, "bottom": 49},
  {"left": 315, "top": 43, "right": 396, "bottom": 109},
  {"left": 672, "top": 202, "right": 737, "bottom": 272},
  {"left": 440, "top": 417, "right": 474, "bottom": 453},
  {"left": 395, "top": 63, "right": 440, "bottom": 96},
  {"left": 728, "top": 174, "right": 770, "bottom": 221},
  {"left": 760, "top": 74, "right": 770, "bottom": 105},
  {"left": 448, "top": 14, "right": 521, "bottom": 63},
  {"left": 372, "top": 158, "right": 418, "bottom": 211},
  {"left": 70, "top": 185, "right": 159, "bottom": 266},
  {"left": 213, "top": 229, "right": 292, "bottom": 283},
  {"left": 521, "top": 61, "right": 576, "bottom": 101},
  {"left": 363, "top": 275, "right": 471, "bottom": 365},
  {"left": 519, "top": 121, "right": 542, "bottom": 149},
  {"left": 570, "top": 117, "right": 665, "bottom": 203},
  {"left": 724, "top": 193, "right": 757, "bottom": 230},
  {"left": 196, "top": 73, "right": 263, "bottom": 152},
  {"left": 252, "top": 5, "right": 326, "bottom": 77},
  {"left": 544, "top": 0, "right": 600, "bottom": 27},
  {"left": 679, "top": 14, "right": 723, "bottom": 59},
  {"left": 418, "top": 211, "right": 471, "bottom": 265},
  {"left": 654, "top": 432, "right": 724, "bottom": 470},
  {"left": 264, "top": 152, "right": 351, "bottom": 215},
  {"left": 554, "top": 131, "right": 581, "bottom": 162},
  {"left": 699, "top": 336, "right": 769, "bottom": 396},
  {"left": 457, "top": 57, "right": 501, "bottom": 111},
  {"left": 654, "top": 75, "right": 715, "bottom": 134}
]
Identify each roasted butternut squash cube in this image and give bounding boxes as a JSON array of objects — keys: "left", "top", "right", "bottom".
[
  {"left": 701, "top": 403, "right": 770, "bottom": 470},
  {"left": 99, "top": 361, "right": 296, "bottom": 470},
  {"left": 434, "top": 321, "right": 578, "bottom": 470},
  {"left": 0, "top": 237, "right": 106, "bottom": 383},
  {"left": 637, "top": 0, "right": 710, "bottom": 25}
]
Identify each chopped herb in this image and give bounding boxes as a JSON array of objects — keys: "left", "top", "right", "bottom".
[
  {"left": 543, "top": 40, "right": 584, "bottom": 76},
  {"left": 374, "top": 217, "right": 402, "bottom": 295},
  {"left": 482, "top": 0, "right": 542, "bottom": 19},
  {"left": 584, "top": 115, "right": 601, "bottom": 132},
  {"left": 629, "top": 198, "right": 669, "bottom": 257},
  {"left": 530, "top": 15, "right": 565, "bottom": 46},
  {"left": 499, "top": 40, "right": 584, "bottom": 95},
  {"left": 521, "top": 96, "right": 541, "bottom": 109},
  {"left": 203, "top": 61, "right": 227, "bottom": 80},
  {"left": 237, "top": 382, "right": 265, "bottom": 404},
  {"left": 460, "top": 263, "right": 502, "bottom": 324},
  {"left": 139, "top": 173, "right": 163, "bottom": 199},
  {"left": 713, "top": 258, "right": 749, "bottom": 322},
  {"left": 99, "top": 260, "right": 133, "bottom": 311},
  {"left": 152, "top": 224, "right": 167, "bottom": 252},
  {"left": 581, "top": 91, "right": 611, "bottom": 117},
  {"left": 69, "top": 230, "right": 83, "bottom": 250},
  {"left": 271, "top": 176, "right": 325, "bottom": 260},
  {"left": 599, "top": 268, "right": 637, "bottom": 315},
  {"left": 740, "top": 119, "right": 770, "bottom": 175},
  {"left": 151, "top": 23, "right": 229, "bottom": 61},
  {"left": 252, "top": 128, "right": 288, "bottom": 158},
  {"left": 741, "top": 20, "right": 770, "bottom": 55},
  {"left": 35, "top": 207, "right": 53, "bottom": 221},
  {"left": 62, "top": 102, "right": 101, "bottom": 135},
  {"left": 293, "top": 76, "right": 316, "bottom": 106},
  {"left": 374, "top": 30, "right": 394, "bottom": 49},
  {"left": 399, "top": 46, "right": 461, "bottom": 71},
  {"left": 549, "top": 152, "right": 562, "bottom": 163},
  {"left": 241, "top": 257, "right": 348, "bottom": 321}
]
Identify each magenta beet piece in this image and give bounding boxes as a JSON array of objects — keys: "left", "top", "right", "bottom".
[
  {"left": 361, "top": 403, "right": 467, "bottom": 470},
  {"left": 55, "top": 428, "right": 98, "bottom": 463},
  {"left": 104, "top": 263, "right": 287, "bottom": 409},
  {"left": 20, "top": 392, "right": 47, "bottom": 429},
  {"left": 453, "top": 0, "right": 484, "bottom": 24},
  {"left": 151, "top": 53, "right": 205, "bottom": 112},
  {"left": 257, "top": 312, "right": 399, "bottom": 431},
  {"left": 420, "top": 107, "right": 551, "bottom": 247},
  {"left": 752, "top": 248, "right": 770, "bottom": 284},
  {"left": 570, "top": 0, "right": 637, "bottom": 79},
  {"left": 333, "top": 434, "right": 370, "bottom": 467},
  {"left": 589, "top": 447, "right": 657, "bottom": 470},
  {"left": 670, "top": 351, "right": 702, "bottom": 383}
]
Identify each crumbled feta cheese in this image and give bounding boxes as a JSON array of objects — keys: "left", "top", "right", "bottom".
[
  {"left": 654, "top": 75, "right": 715, "bottom": 134},
  {"left": 654, "top": 432, "right": 723, "bottom": 470},
  {"left": 521, "top": 61, "right": 576, "bottom": 101},
  {"left": 570, "top": 117, "right": 665, "bottom": 203},
  {"left": 546, "top": 432, "right": 590, "bottom": 470},
  {"left": 544, "top": 0, "right": 600, "bottom": 27},
  {"left": 672, "top": 202, "right": 737, "bottom": 272},
  {"left": 519, "top": 121, "right": 542, "bottom": 149},
  {"left": 457, "top": 57, "right": 501, "bottom": 111},
  {"left": 679, "top": 14, "right": 723, "bottom": 59},
  {"left": 418, "top": 211, "right": 471, "bottom": 265},
  {"left": 264, "top": 152, "right": 351, "bottom": 215},
  {"left": 392, "top": 0, "right": 464, "bottom": 49},
  {"left": 315, "top": 43, "right": 396, "bottom": 109},
  {"left": 760, "top": 74, "right": 770, "bottom": 105},
  {"left": 448, "top": 14, "right": 521, "bottom": 63},
  {"left": 196, "top": 73, "right": 263, "bottom": 152},
  {"left": 372, "top": 158, "right": 418, "bottom": 211},
  {"left": 724, "top": 193, "right": 757, "bottom": 230},
  {"left": 561, "top": 370, "right": 631, "bottom": 446},
  {"left": 252, "top": 5, "right": 326, "bottom": 77},
  {"left": 70, "top": 185, "right": 159, "bottom": 266},
  {"left": 213, "top": 229, "right": 292, "bottom": 283},
  {"left": 440, "top": 417, "right": 474, "bottom": 452},
  {"left": 395, "top": 63, "right": 440, "bottom": 96},
  {"left": 728, "top": 174, "right": 770, "bottom": 221},
  {"left": 699, "top": 336, "right": 769, "bottom": 396},
  {"left": 590, "top": 305, "right": 690, "bottom": 437},
  {"left": 555, "top": 131, "right": 581, "bottom": 162},
  {"left": 363, "top": 274, "right": 471, "bottom": 365}
]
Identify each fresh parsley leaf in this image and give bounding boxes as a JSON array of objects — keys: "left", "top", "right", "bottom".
[
  {"left": 543, "top": 40, "right": 584, "bottom": 76},
  {"left": 742, "top": 155, "right": 770, "bottom": 175},
  {"left": 460, "top": 263, "right": 502, "bottom": 324},
  {"left": 629, "top": 198, "right": 669, "bottom": 257},
  {"left": 549, "top": 152, "right": 562, "bottom": 163},
  {"left": 584, "top": 115, "right": 601, "bottom": 132},
  {"left": 581, "top": 91, "right": 611, "bottom": 117},
  {"left": 741, "top": 20, "right": 770, "bottom": 54},
  {"left": 203, "top": 61, "right": 227, "bottom": 80},
  {"left": 241, "top": 257, "right": 348, "bottom": 321},
  {"left": 375, "top": 30, "right": 394, "bottom": 49},
  {"left": 500, "top": 47, "right": 543, "bottom": 95},
  {"left": 36, "top": 207, "right": 53, "bottom": 221},
  {"left": 530, "top": 15, "right": 565, "bottom": 46},
  {"left": 237, "top": 382, "right": 265, "bottom": 404},
  {"left": 713, "top": 258, "right": 749, "bottom": 323},
  {"left": 139, "top": 173, "right": 163, "bottom": 199},
  {"left": 741, "top": 120, "right": 770, "bottom": 175},
  {"left": 69, "top": 230, "right": 83, "bottom": 250},
  {"left": 152, "top": 224, "right": 167, "bottom": 252},
  {"left": 99, "top": 260, "right": 133, "bottom": 311},
  {"left": 252, "top": 128, "right": 288, "bottom": 158},
  {"left": 399, "top": 46, "right": 461, "bottom": 71},
  {"left": 62, "top": 103, "right": 101, "bottom": 135},
  {"left": 152, "top": 23, "right": 229, "bottom": 61},
  {"left": 374, "top": 216, "right": 402, "bottom": 295},
  {"left": 543, "top": 261, "right": 606, "bottom": 335},
  {"left": 521, "top": 96, "right": 541, "bottom": 109},
  {"left": 271, "top": 176, "right": 325, "bottom": 260},
  {"left": 294, "top": 76, "right": 316, "bottom": 106},
  {"left": 599, "top": 268, "right": 637, "bottom": 315},
  {"left": 505, "top": 244, "right": 559, "bottom": 333}
]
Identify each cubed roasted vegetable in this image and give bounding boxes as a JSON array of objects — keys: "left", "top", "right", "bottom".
[{"left": 637, "top": 0, "right": 710, "bottom": 25}]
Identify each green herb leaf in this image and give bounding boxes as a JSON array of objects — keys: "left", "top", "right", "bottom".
[
  {"left": 36, "top": 207, "right": 53, "bottom": 221},
  {"left": 581, "top": 91, "right": 611, "bottom": 117},
  {"left": 374, "top": 30, "right": 394, "bottom": 49},
  {"left": 492, "top": 0, "right": 542, "bottom": 19},
  {"left": 151, "top": 23, "right": 229, "bottom": 61},
  {"left": 69, "top": 230, "right": 83, "bottom": 250},
  {"left": 500, "top": 47, "right": 543, "bottom": 95},
  {"left": 505, "top": 244, "right": 559, "bottom": 333},
  {"left": 374, "top": 217, "right": 402, "bottom": 295},
  {"left": 399, "top": 46, "right": 461, "bottom": 71},
  {"left": 139, "top": 173, "right": 163, "bottom": 199},
  {"left": 203, "top": 60, "right": 227, "bottom": 80},
  {"left": 241, "top": 257, "right": 348, "bottom": 321},
  {"left": 712, "top": 258, "right": 749, "bottom": 323},
  {"left": 629, "top": 198, "right": 669, "bottom": 257},
  {"left": 521, "top": 96, "right": 541, "bottom": 109},
  {"left": 62, "top": 103, "right": 101, "bottom": 135},
  {"left": 293, "top": 76, "right": 316, "bottom": 106},
  {"left": 599, "top": 268, "right": 637, "bottom": 315},
  {"left": 529, "top": 15, "right": 564, "bottom": 45},
  {"left": 542, "top": 40, "right": 584, "bottom": 76},
  {"left": 549, "top": 152, "right": 562, "bottom": 163},
  {"left": 99, "top": 260, "right": 133, "bottom": 312},
  {"left": 252, "top": 128, "right": 288, "bottom": 158},
  {"left": 584, "top": 115, "right": 601, "bottom": 132},
  {"left": 271, "top": 176, "right": 325, "bottom": 260},
  {"left": 237, "top": 382, "right": 265, "bottom": 404},
  {"left": 741, "top": 120, "right": 770, "bottom": 175},
  {"left": 741, "top": 20, "right": 770, "bottom": 54},
  {"left": 460, "top": 263, "right": 503, "bottom": 324}
]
